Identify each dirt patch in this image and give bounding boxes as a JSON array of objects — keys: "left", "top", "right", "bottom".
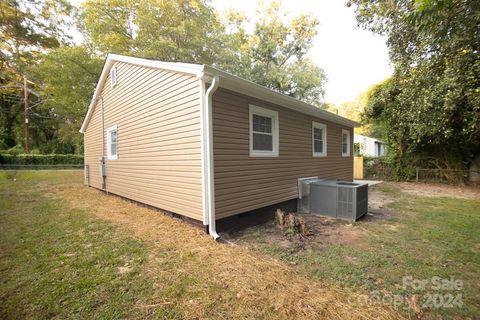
[
  {"left": 225, "top": 183, "right": 399, "bottom": 254},
  {"left": 224, "top": 213, "right": 374, "bottom": 253},
  {"left": 393, "top": 182, "right": 480, "bottom": 200},
  {"left": 368, "top": 185, "right": 395, "bottom": 210},
  {"left": 117, "top": 266, "right": 133, "bottom": 274},
  {"left": 300, "top": 214, "right": 367, "bottom": 248}
]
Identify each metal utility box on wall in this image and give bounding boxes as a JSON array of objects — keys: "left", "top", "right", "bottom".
[
  {"left": 99, "top": 157, "right": 106, "bottom": 177},
  {"left": 298, "top": 179, "right": 368, "bottom": 221}
]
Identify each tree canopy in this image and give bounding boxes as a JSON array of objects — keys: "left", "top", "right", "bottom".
[
  {"left": 1, "top": 0, "right": 328, "bottom": 153},
  {"left": 349, "top": 0, "right": 480, "bottom": 176}
]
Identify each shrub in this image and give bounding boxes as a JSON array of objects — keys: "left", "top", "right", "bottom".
[
  {"left": 0, "top": 154, "right": 84, "bottom": 165},
  {"left": 363, "top": 156, "right": 397, "bottom": 180}
]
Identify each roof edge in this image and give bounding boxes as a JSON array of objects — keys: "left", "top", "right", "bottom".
[
  {"left": 202, "top": 65, "right": 361, "bottom": 128},
  {"left": 80, "top": 54, "right": 360, "bottom": 134}
]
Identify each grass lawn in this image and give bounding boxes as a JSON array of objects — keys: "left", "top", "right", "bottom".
[
  {"left": 232, "top": 183, "right": 480, "bottom": 318},
  {"left": 0, "top": 171, "right": 398, "bottom": 319}
]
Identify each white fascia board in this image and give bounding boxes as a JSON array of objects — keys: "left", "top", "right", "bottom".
[
  {"left": 108, "top": 54, "right": 204, "bottom": 76},
  {"left": 79, "top": 57, "right": 112, "bottom": 133},
  {"left": 202, "top": 65, "right": 361, "bottom": 128}
]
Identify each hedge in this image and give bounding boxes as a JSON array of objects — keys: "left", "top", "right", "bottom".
[{"left": 0, "top": 154, "right": 84, "bottom": 165}]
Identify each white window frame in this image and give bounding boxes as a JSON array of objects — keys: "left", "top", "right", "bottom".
[
  {"left": 249, "top": 104, "right": 279, "bottom": 157},
  {"left": 342, "top": 129, "right": 350, "bottom": 157},
  {"left": 107, "top": 125, "right": 118, "bottom": 160},
  {"left": 312, "top": 121, "right": 327, "bottom": 157},
  {"left": 110, "top": 67, "right": 117, "bottom": 87}
]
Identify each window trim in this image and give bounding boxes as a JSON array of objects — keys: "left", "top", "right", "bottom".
[
  {"left": 249, "top": 104, "right": 279, "bottom": 157},
  {"left": 342, "top": 129, "right": 350, "bottom": 157},
  {"left": 110, "top": 67, "right": 117, "bottom": 87},
  {"left": 107, "top": 125, "right": 118, "bottom": 160},
  {"left": 312, "top": 121, "right": 327, "bottom": 157}
]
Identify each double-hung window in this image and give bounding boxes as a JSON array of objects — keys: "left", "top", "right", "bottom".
[
  {"left": 107, "top": 125, "right": 118, "bottom": 160},
  {"left": 342, "top": 129, "right": 350, "bottom": 157},
  {"left": 312, "top": 122, "right": 327, "bottom": 157},
  {"left": 249, "top": 105, "right": 279, "bottom": 157}
]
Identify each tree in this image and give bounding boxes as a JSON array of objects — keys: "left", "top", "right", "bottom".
[
  {"left": 135, "top": 0, "right": 224, "bottom": 63},
  {"left": 0, "top": 0, "right": 75, "bottom": 151},
  {"left": 349, "top": 0, "right": 480, "bottom": 176},
  {"left": 28, "top": 46, "right": 102, "bottom": 152},
  {"left": 81, "top": 0, "right": 224, "bottom": 64},
  {"left": 0, "top": 0, "right": 73, "bottom": 71},
  {"left": 326, "top": 84, "right": 384, "bottom": 138},
  {"left": 0, "top": 63, "right": 23, "bottom": 149},
  {"left": 81, "top": 0, "right": 328, "bottom": 106},
  {"left": 219, "top": 2, "right": 327, "bottom": 106},
  {"left": 2, "top": 0, "right": 330, "bottom": 153},
  {"left": 80, "top": 0, "right": 137, "bottom": 54}
]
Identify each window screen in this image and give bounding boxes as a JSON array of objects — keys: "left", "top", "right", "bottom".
[
  {"left": 342, "top": 130, "right": 349, "bottom": 156},
  {"left": 252, "top": 114, "right": 273, "bottom": 151},
  {"left": 312, "top": 122, "right": 327, "bottom": 156},
  {"left": 313, "top": 127, "right": 324, "bottom": 153},
  {"left": 110, "top": 129, "right": 117, "bottom": 156},
  {"left": 107, "top": 126, "right": 118, "bottom": 160}
]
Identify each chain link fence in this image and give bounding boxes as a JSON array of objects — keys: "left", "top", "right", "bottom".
[
  {"left": 415, "top": 168, "right": 478, "bottom": 184},
  {"left": 363, "top": 157, "right": 479, "bottom": 184}
]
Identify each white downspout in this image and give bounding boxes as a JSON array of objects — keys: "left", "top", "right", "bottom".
[{"left": 205, "top": 76, "right": 220, "bottom": 240}]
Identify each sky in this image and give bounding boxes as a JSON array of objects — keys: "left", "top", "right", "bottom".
[
  {"left": 71, "top": 0, "right": 392, "bottom": 105},
  {"left": 212, "top": 0, "right": 393, "bottom": 105}
]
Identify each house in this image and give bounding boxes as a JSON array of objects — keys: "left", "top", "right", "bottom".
[
  {"left": 354, "top": 134, "right": 386, "bottom": 157},
  {"left": 80, "top": 54, "right": 360, "bottom": 239}
]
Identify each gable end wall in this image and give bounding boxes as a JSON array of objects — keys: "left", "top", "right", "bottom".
[{"left": 83, "top": 61, "right": 203, "bottom": 221}]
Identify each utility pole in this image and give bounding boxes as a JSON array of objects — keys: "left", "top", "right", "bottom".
[{"left": 23, "top": 76, "right": 29, "bottom": 153}]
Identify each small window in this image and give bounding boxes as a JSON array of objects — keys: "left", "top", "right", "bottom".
[
  {"left": 110, "top": 67, "right": 117, "bottom": 87},
  {"left": 249, "top": 105, "right": 279, "bottom": 157},
  {"left": 342, "top": 129, "right": 350, "bottom": 157},
  {"left": 107, "top": 125, "right": 118, "bottom": 160},
  {"left": 312, "top": 122, "right": 327, "bottom": 157}
]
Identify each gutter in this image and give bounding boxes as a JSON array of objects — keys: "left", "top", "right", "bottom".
[{"left": 204, "top": 75, "right": 220, "bottom": 240}]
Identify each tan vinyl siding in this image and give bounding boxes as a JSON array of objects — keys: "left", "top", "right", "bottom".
[
  {"left": 212, "top": 88, "right": 354, "bottom": 219},
  {"left": 84, "top": 99, "right": 103, "bottom": 188},
  {"left": 83, "top": 61, "right": 203, "bottom": 221}
]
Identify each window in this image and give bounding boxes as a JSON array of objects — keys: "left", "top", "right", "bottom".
[
  {"left": 375, "top": 142, "right": 386, "bottom": 157},
  {"left": 110, "top": 67, "right": 117, "bottom": 87},
  {"left": 107, "top": 125, "right": 118, "bottom": 160},
  {"left": 342, "top": 129, "right": 350, "bottom": 157},
  {"left": 249, "top": 105, "right": 279, "bottom": 157},
  {"left": 312, "top": 122, "right": 327, "bottom": 157}
]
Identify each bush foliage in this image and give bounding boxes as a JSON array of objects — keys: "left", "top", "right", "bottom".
[
  {"left": 350, "top": 0, "right": 480, "bottom": 181},
  {"left": 0, "top": 154, "right": 84, "bottom": 165}
]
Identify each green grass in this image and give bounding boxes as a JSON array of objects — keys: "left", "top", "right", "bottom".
[
  {"left": 2, "top": 171, "right": 477, "bottom": 319},
  {"left": 0, "top": 171, "right": 170, "bottom": 319},
  {"left": 240, "top": 184, "right": 480, "bottom": 318}
]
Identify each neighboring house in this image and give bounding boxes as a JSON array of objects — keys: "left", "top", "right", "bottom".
[
  {"left": 80, "top": 54, "right": 359, "bottom": 239},
  {"left": 354, "top": 134, "right": 386, "bottom": 157}
]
